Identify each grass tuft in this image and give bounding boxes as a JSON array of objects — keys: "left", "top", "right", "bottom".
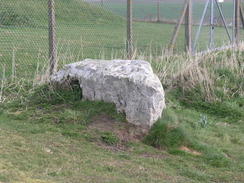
[
  {"left": 143, "top": 108, "right": 189, "bottom": 149},
  {"left": 101, "top": 132, "right": 119, "bottom": 145}
]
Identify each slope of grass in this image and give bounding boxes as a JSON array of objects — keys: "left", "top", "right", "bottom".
[
  {"left": 1, "top": 48, "right": 244, "bottom": 182},
  {"left": 0, "top": 0, "right": 125, "bottom": 79},
  {"left": 0, "top": 84, "right": 243, "bottom": 182},
  {"left": 0, "top": 0, "right": 124, "bottom": 26},
  {"left": 0, "top": 87, "right": 244, "bottom": 182}
]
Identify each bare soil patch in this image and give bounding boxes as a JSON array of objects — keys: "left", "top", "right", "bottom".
[
  {"left": 179, "top": 146, "right": 202, "bottom": 155},
  {"left": 90, "top": 113, "right": 149, "bottom": 143}
]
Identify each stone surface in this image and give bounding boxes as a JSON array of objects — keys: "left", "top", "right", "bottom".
[{"left": 51, "top": 59, "right": 166, "bottom": 127}]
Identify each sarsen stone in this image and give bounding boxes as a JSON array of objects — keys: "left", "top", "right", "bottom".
[{"left": 51, "top": 59, "right": 166, "bottom": 127}]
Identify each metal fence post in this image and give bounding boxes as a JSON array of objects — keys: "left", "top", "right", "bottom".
[
  {"left": 192, "top": 0, "right": 210, "bottom": 53},
  {"left": 48, "top": 0, "right": 57, "bottom": 76},
  {"left": 127, "top": 0, "right": 133, "bottom": 60},
  {"left": 185, "top": 0, "right": 192, "bottom": 53},
  {"left": 240, "top": 3, "right": 244, "bottom": 29},
  {"left": 210, "top": 0, "right": 215, "bottom": 50},
  {"left": 232, "top": 0, "right": 236, "bottom": 46}
]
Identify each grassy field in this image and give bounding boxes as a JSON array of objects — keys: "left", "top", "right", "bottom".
[
  {"left": 0, "top": 1, "right": 244, "bottom": 182},
  {"left": 101, "top": 2, "right": 241, "bottom": 22},
  {"left": 0, "top": 49, "right": 244, "bottom": 182},
  {"left": 0, "top": 22, "right": 236, "bottom": 79},
  {"left": 1, "top": 0, "right": 244, "bottom": 79}
]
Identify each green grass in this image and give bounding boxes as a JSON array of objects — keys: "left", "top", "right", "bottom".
[
  {"left": 1, "top": 21, "right": 242, "bottom": 79},
  {"left": 0, "top": 2, "right": 244, "bottom": 181},
  {"left": 1, "top": 0, "right": 244, "bottom": 80},
  {"left": 143, "top": 108, "right": 190, "bottom": 149},
  {"left": 0, "top": 49, "right": 243, "bottom": 182},
  {"left": 0, "top": 0, "right": 124, "bottom": 26},
  {"left": 0, "top": 80, "right": 244, "bottom": 182},
  {"left": 101, "top": 132, "right": 119, "bottom": 145},
  {"left": 102, "top": 2, "right": 243, "bottom": 21}
]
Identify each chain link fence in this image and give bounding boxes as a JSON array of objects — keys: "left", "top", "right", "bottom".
[{"left": 0, "top": 0, "right": 243, "bottom": 81}]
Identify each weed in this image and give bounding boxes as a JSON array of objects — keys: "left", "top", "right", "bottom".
[
  {"left": 199, "top": 115, "right": 208, "bottom": 128},
  {"left": 56, "top": 109, "right": 85, "bottom": 124},
  {"left": 180, "top": 95, "right": 244, "bottom": 123},
  {"left": 104, "top": 165, "right": 115, "bottom": 172},
  {"left": 61, "top": 131, "right": 80, "bottom": 139},
  {"left": 7, "top": 111, "right": 29, "bottom": 120},
  {"left": 117, "top": 154, "right": 131, "bottom": 160},
  {"left": 101, "top": 132, "right": 119, "bottom": 145},
  {"left": 48, "top": 171, "right": 60, "bottom": 177},
  {"left": 168, "top": 149, "right": 189, "bottom": 156},
  {"left": 0, "top": 108, "right": 3, "bottom": 115}
]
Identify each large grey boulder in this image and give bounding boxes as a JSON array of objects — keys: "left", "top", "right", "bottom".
[{"left": 51, "top": 59, "right": 165, "bottom": 127}]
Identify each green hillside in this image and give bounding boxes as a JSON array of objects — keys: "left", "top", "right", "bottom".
[
  {"left": 0, "top": 0, "right": 124, "bottom": 27},
  {"left": 0, "top": 0, "right": 126, "bottom": 79},
  {"left": 0, "top": 49, "right": 243, "bottom": 183}
]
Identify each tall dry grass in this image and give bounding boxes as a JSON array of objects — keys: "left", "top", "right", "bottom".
[
  {"left": 147, "top": 43, "right": 244, "bottom": 101},
  {"left": 1, "top": 43, "right": 243, "bottom": 103}
]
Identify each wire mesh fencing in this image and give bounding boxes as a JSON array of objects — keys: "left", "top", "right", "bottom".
[
  {"left": 0, "top": 0, "right": 49, "bottom": 81},
  {"left": 0, "top": 0, "right": 243, "bottom": 82}
]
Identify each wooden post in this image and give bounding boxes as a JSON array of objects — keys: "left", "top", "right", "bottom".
[
  {"left": 48, "top": 0, "right": 57, "bottom": 76},
  {"left": 235, "top": 0, "right": 240, "bottom": 44},
  {"left": 101, "top": 0, "right": 104, "bottom": 7},
  {"left": 185, "top": 0, "right": 192, "bottom": 53},
  {"left": 127, "top": 0, "right": 133, "bottom": 59},
  {"left": 240, "top": 2, "right": 244, "bottom": 29},
  {"left": 168, "top": 0, "right": 189, "bottom": 52},
  {"left": 157, "top": 2, "right": 160, "bottom": 22}
]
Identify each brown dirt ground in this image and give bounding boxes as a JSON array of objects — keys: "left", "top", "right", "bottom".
[
  {"left": 89, "top": 113, "right": 202, "bottom": 158},
  {"left": 179, "top": 146, "right": 202, "bottom": 155},
  {"left": 89, "top": 113, "right": 149, "bottom": 143}
]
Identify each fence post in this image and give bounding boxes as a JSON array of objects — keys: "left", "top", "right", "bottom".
[
  {"left": 157, "top": 2, "right": 160, "bottom": 22},
  {"left": 101, "top": 0, "right": 104, "bottom": 7},
  {"left": 234, "top": 0, "right": 240, "bottom": 44},
  {"left": 185, "top": 0, "right": 192, "bottom": 53},
  {"left": 232, "top": 0, "right": 236, "bottom": 46},
  {"left": 48, "top": 0, "right": 57, "bottom": 76},
  {"left": 210, "top": 0, "right": 214, "bottom": 50},
  {"left": 127, "top": 0, "right": 133, "bottom": 59},
  {"left": 168, "top": 0, "right": 189, "bottom": 52},
  {"left": 240, "top": 2, "right": 244, "bottom": 29}
]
